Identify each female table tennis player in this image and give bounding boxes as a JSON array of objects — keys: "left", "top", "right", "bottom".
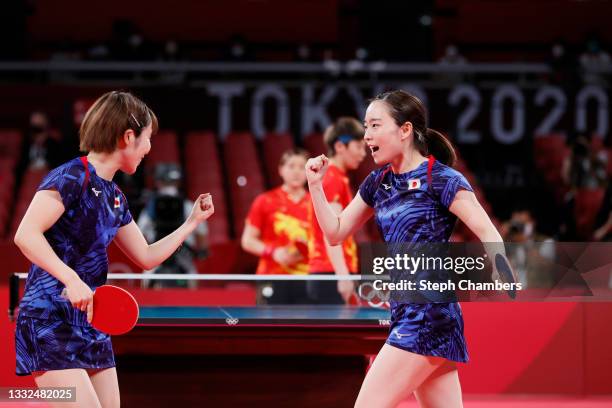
[
  {"left": 241, "top": 148, "right": 312, "bottom": 304},
  {"left": 306, "top": 90, "right": 511, "bottom": 408},
  {"left": 13, "top": 91, "right": 214, "bottom": 407}
]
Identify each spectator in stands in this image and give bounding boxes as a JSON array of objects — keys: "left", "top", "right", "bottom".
[
  {"left": 137, "top": 163, "right": 209, "bottom": 288},
  {"left": 241, "top": 148, "right": 311, "bottom": 304},
  {"left": 547, "top": 39, "right": 576, "bottom": 85},
  {"left": 438, "top": 43, "right": 467, "bottom": 65},
  {"left": 322, "top": 48, "right": 341, "bottom": 77},
  {"left": 579, "top": 35, "right": 611, "bottom": 85},
  {"left": 157, "top": 40, "right": 186, "bottom": 83},
  {"left": 436, "top": 43, "right": 468, "bottom": 83},
  {"left": 161, "top": 40, "right": 180, "bottom": 61},
  {"left": 225, "top": 34, "right": 253, "bottom": 61},
  {"left": 560, "top": 134, "right": 607, "bottom": 240},
  {"left": 501, "top": 209, "right": 555, "bottom": 286},
  {"left": 346, "top": 46, "right": 371, "bottom": 76},
  {"left": 562, "top": 135, "right": 607, "bottom": 190},
  {"left": 18, "top": 111, "right": 62, "bottom": 173},
  {"left": 307, "top": 117, "right": 366, "bottom": 304},
  {"left": 294, "top": 43, "right": 312, "bottom": 62}
]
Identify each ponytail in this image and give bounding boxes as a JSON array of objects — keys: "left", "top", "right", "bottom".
[
  {"left": 424, "top": 128, "right": 456, "bottom": 167},
  {"left": 373, "top": 89, "right": 457, "bottom": 167}
]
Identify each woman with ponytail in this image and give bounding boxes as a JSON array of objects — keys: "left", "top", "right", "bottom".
[{"left": 306, "top": 90, "right": 510, "bottom": 407}]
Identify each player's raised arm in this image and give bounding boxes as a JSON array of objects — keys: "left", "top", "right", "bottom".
[
  {"left": 114, "top": 193, "right": 213, "bottom": 270},
  {"left": 306, "top": 154, "right": 373, "bottom": 245}
]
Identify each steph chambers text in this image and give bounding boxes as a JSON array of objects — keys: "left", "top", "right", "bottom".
[{"left": 372, "top": 279, "right": 523, "bottom": 292}]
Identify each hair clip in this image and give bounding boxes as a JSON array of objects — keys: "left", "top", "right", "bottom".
[{"left": 130, "top": 113, "right": 142, "bottom": 128}]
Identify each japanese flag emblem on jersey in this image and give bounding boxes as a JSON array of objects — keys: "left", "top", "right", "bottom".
[
  {"left": 114, "top": 195, "right": 121, "bottom": 209},
  {"left": 408, "top": 179, "right": 421, "bottom": 190}
]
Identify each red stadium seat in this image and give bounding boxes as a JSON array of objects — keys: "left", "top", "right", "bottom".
[
  {"left": 0, "top": 157, "right": 15, "bottom": 174},
  {"left": 261, "top": 132, "right": 295, "bottom": 187},
  {"left": 145, "top": 130, "right": 180, "bottom": 188},
  {"left": 223, "top": 132, "right": 265, "bottom": 238},
  {"left": 0, "top": 171, "right": 14, "bottom": 239},
  {"left": 0, "top": 130, "right": 23, "bottom": 161},
  {"left": 533, "top": 134, "right": 571, "bottom": 204},
  {"left": 574, "top": 188, "right": 605, "bottom": 240},
  {"left": 590, "top": 135, "right": 605, "bottom": 153},
  {"left": 303, "top": 132, "right": 326, "bottom": 157},
  {"left": 533, "top": 133, "right": 566, "bottom": 153},
  {"left": 9, "top": 167, "right": 48, "bottom": 238},
  {"left": 0, "top": 202, "right": 8, "bottom": 237},
  {"left": 185, "top": 131, "right": 230, "bottom": 245},
  {"left": 533, "top": 134, "right": 569, "bottom": 172}
]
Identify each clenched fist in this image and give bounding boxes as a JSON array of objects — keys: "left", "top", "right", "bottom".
[
  {"left": 188, "top": 193, "right": 214, "bottom": 225},
  {"left": 305, "top": 154, "right": 330, "bottom": 185}
]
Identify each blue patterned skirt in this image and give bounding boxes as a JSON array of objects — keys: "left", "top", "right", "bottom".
[
  {"left": 386, "top": 302, "right": 468, "bottom": 363},
  {"left": 15, "top": 314, "right": 115, "bottom": 376}
]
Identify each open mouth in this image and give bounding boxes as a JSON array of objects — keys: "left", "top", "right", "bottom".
[{"left": 370, "top": 146, "right": 380, "bottom": 153}]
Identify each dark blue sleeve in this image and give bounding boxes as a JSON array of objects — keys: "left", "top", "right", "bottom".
[
  {"left": 118, "top": 190, "right": 133, "bottom": 227},
  {"left": 358, "top": 170, "right": 380, "bottom": 207},
  {"left": 37, "top": 162, "right": 84, "bottom": 210},
  {"left": 120, "top": 207, "right": 133, "bottom": 227},
  {"left": 432, "top": 168, "right": 473, "bottom": 209}
]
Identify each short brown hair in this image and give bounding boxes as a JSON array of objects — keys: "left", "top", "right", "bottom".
[
  {"left": 278, "top": 147, "right": 309, "bottom": 167},
  {"left": 79, "top": 91, "right": 158, "bottom": 153},
  {"left": 323, "top": 117, "right": 364, "bottom": 156}
]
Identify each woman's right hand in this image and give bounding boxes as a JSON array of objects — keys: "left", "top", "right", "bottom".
[
  {"left": 62, "top": 277, "right": 94, "bottom": 323},
  {"left": 272, "top": 246, "right": 303, "bottom": 266},
  {"left": 305, "top": 154, "right": 330, "bottom": 185}
]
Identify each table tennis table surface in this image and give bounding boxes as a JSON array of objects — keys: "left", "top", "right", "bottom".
[{"left": 138, "top": 305, "right": 391, "bottom": 327}]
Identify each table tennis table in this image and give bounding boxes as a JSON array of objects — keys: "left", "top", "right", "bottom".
[
  {"left": 137, "top": 304, "right": 391, "bottom": 326},
  {"left": 113, "top": 305, "right": 391, "bottom": 407}
]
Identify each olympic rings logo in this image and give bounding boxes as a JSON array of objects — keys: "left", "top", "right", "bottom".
[
  {"left": 357, "top": 282, "right": 390, "bottom": 308},
  {"left": 225, "top": 318, "right": 240, "bottom": 325}
]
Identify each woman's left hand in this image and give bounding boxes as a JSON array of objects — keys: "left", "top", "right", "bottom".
[{"left": 188, "top": 193, "right": 214, "bottom": 224}]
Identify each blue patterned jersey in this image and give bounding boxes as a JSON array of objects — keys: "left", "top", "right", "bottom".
[
  {"left": 359, "top": 157, "right": 472, "bottom": 361},
  {"left": 359, "top": 158, "right": 473, "bottom": 243},
  {"left": 18, "top": 157, "right": 133, "bottom": 326}
]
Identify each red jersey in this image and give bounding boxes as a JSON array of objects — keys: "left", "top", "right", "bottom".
[
  {"left": 246, "top": 187, "right": 310, "bottom": 275},
  {"left": 308, "top": 164, "right": 358, "bottom": 273}
]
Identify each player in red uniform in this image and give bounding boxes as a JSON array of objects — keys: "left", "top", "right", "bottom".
[
  {"left": 307, "top": 117, "right": 366, "bottom": 304},
  {"left": 241, "top": 148, "right": 311, "bottom": 304}
]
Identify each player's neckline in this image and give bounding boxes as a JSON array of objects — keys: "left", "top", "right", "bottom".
[
  {"left": 81, "top": 157, "right": 115, "bottom": 184},
  {"left": 390, "top": 159, "right": 429, "bottom": 177}
]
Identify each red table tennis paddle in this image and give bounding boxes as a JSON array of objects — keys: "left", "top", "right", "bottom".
[
  {"left": 60, "top": 284, "right": 139, "bottom": 334},
  {"left": 91, "top": 285, "right": 139, "bottom": 335}
]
